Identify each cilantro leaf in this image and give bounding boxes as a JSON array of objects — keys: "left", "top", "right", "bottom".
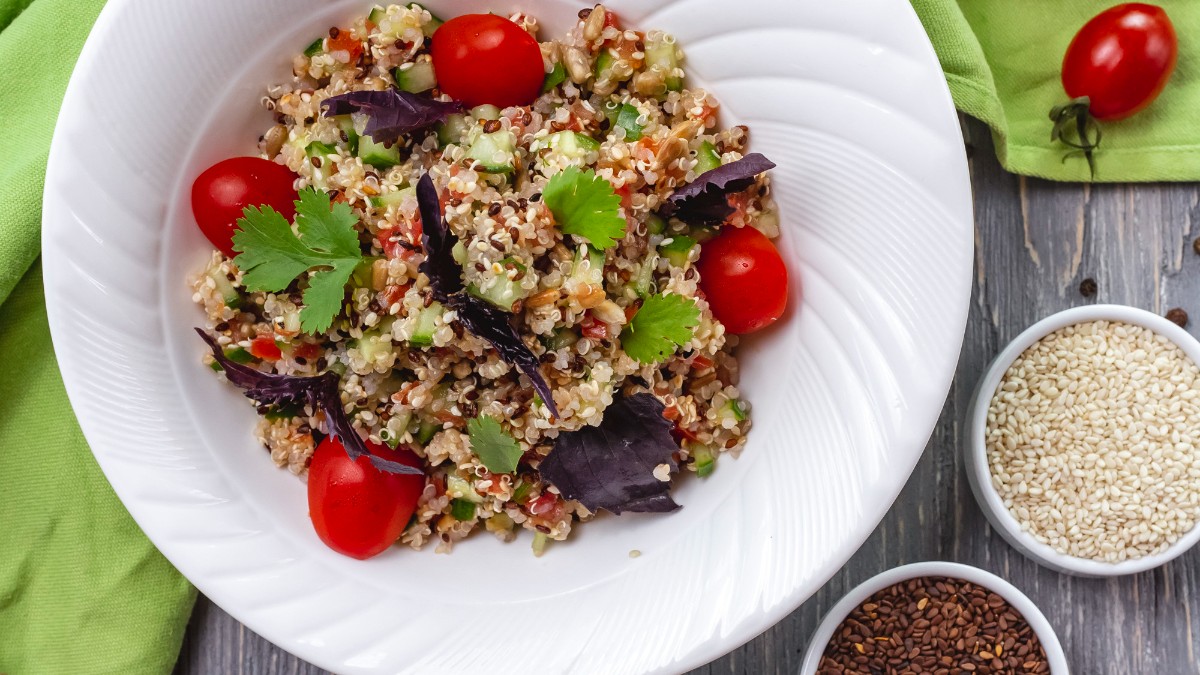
[
  {"left": 300, "top": 261, "right": 359, "bottom": 333},
  {"left": 295, "top": 189, "right": 360, "bottom": 255},
  {"left": 467, "top": 416, "right": 523, "bottom": 474},
  {"left": 232, "top": 189, "right": 363, "bottom": 334},
  {"left": 620, "top": 293, "right": 701, "bottom": 363},
  {"left": 543, "top": 167, "right": 626, "bottom": 250}
]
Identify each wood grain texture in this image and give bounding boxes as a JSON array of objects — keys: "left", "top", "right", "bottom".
[{"left": 174, "top": 118, "right": 1200, "bottom": 675}]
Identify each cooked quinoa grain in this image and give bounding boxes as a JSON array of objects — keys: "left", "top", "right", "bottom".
[
  {"left": 985, "top": 320, "right": 1200, "bottom": 562},
  {"left": 191, "top": 4, "right": 778, "bottom": 553}
]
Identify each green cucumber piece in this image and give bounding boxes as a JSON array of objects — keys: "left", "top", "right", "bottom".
[
  {"left": 532, "top": 531, "right": 549, "bottom": 557},
  {"left": 370, "top": 186, "right": 415, "bottom": 208},
  {"left": 357, "top": 135, "right": 402, "bottom": 168},
  {"left": 511, "top": 479, "right": 532, "bottom": 503},
  {"left": 436, "top": 113, "right": 471, "bottom": 147},
  {"left": 693, "top": 444, "right": 715, "bottom": 477},
  {"left": 303, "top": 38, "right": 324, "bottom": 57},
  {"left": 570, "top": 246, "right": 606, "bottom": 287},
  {"left": 633, "top": 253, "right": 657, "bottom": 299},
  {"left": 541, "top": 131, "right": 600, "bottom": 159},
  {"left": 646, "top": 214, "right": 666, "bottom": 235},
  {"left": 468, "top": 277, "right": 529, "bottom": 311},
  {"left": 305, "top": 141, "right": 338, "bottom": 158},
  {"left": 660, "top": 235, "right": 696, "bottom": 267},
  {"left": 450, "top": 499, "right": 477, "bottom": 521},
  {"left": 645, "top": 35, "right": 683, "bottom": 91},
  {"left": 470, "top": 104, "right": 502, "bottom": 121},
  {"left": 726, "top": 399, "right": 747, "bottom": 421},
  {"left": 408, "top": 3, "right": 443, "bottom": 36},
  {"left": 467, "top": 130, "right": 517, "bottom": 173},
  {"left": 409, "top": 301, "right": 443, "bottom": 346},
  {"left": 206, "top": 269, "right": 242, "bottom": 309},
  {"left": 543, "top": 328, "right": 579, "bottom": 351},
  {"left": 415, "top": 420, "right": 439, "bottom": 445},
  {"left": 448, "top": 475, "right": 484, "bottom": 503},
  {"left": 541, "top": 61, "right": 567, "bottom": 93},
  {"left": 351, "top": 256, "right": 382, "bottom": 288},
  {"left": 594, "top": 49, "right": 615, "bottom": 81},
  {"left": 393, "top": 61, "right": 436, "bottom": 93},
  {"left": 695, "top": 141, "right": 722, "bottom": 174},
  {"left": 335, "top": 116, "right": 360, "bottom": 155}
]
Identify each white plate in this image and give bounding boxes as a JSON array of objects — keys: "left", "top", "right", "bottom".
[{"left": 42, "top": 0, "right": 972, "bottom": 672}]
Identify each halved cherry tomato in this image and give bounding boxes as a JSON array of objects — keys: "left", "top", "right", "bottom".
[
  {"left": 1062, "top": 4, "right": 1177, "bottom": 121},
  {"left": 429, "top": 14, "right": 544, "bottom": 108},
  {"left": 697, "top": 226, "right": 788, "bottom": 334},
  {"left": 192, "top": 157, "right": 298, "bottom": 257},
  {"left": 249, "top": 336, "right": 282, "bottom": 361},
  {"left": 307, "top": 437, "right": 425, "bottom": 560}
]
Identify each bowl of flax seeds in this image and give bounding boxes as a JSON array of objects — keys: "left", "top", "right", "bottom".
[{"left": 800, "top": 562, "right": 1068, "bottom": 675}]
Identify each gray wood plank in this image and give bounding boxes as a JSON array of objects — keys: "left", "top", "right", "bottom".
[{"left": 175, "top": 118, "right": 1200, "bottom": 675}]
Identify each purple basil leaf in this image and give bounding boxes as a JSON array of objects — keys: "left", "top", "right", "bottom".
[
  {"left": 447, "top": 293, "right": 560, "bottom": 418},
  {"left": 321, "top": 89, "right": 464, "bottom": 144},
  {"left": 197, "top": 329, "right": 422, "bottom": 475},
  {"left": 414, "top": 175, "right": 559, "bottom": 417},
  {"left": 664, "top": 153, "right": 776, "bottom": 227},
  {"left": 416, "top": 173, "right": 463, "bottom": 301},
  {"left": 540, "top": 393, "right": 680, "bottom": 514}
]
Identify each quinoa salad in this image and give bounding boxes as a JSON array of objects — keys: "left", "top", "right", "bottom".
[{"left": 189, "top": 4, "right": 787, "bottom": 558}]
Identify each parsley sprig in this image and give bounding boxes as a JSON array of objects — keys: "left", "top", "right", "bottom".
[
  {"left": 232, "top": 189, "right": 362, "bottom": 334},
  {"left": 467, "top": 416, "right": 523, "bottom": 474},
  {"left": 542, "top": 167, "right": 627, "bottom": 250},
  {"left": 620, "top": 293, "right": 701, "bottom": 363}
]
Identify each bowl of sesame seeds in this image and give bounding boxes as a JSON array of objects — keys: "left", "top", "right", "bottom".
[
  {"left": 967, "top": 304, "right": 1200, "bottom": 576},
  {"left": 800, "top": 561, "right": 1067, "bottom": 675}
]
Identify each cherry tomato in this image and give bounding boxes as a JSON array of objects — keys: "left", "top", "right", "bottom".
[
  {"left": 696, "top": 226, "right": 788, "bottom": 335},
  {"left": 192, "top": 157, "right": 298, "bottom": 257},
  {"left": 307, "top": 437, "right": 425, "bottom": 560},
  {"left": 249, "top": 336, "right": 282, "bottom": 362},
  {"left": 1062, "top": 3, "right": 1177, "bottom": 121},
  {"left": 430, "top": 14, "right": 544, "bottom": 108}
]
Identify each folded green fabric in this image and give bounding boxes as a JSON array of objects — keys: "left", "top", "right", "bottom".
[
  {"left": 0, "top": 1, "right": 197, "bottom": 673},
  {"left": 912, "top": 0, "right": 1200, "bottom": 182}
]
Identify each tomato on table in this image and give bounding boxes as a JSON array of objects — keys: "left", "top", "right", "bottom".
[
  {"left": 1061, "top": 3, "right": 1177, "bottom": 121},
  {"left": 307, "top": 437, "right": 426, "bottom": 560},
  {"left": 1060, "top": 2, "right": 1171, "bottom": 120},
  {"left": 429, "top": 14, "right": 544, "bottom": 108},
  {"left": 697, "top": 226, "right": 788, "bottom": 335},
  {"left": 192, "top": 157, "right": 298, "bottom": 257}
]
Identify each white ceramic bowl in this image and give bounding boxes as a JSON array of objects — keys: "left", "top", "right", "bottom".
[
  {"left": 799, "top": 561, "right": 1069, "bottom": 675},
  {"left": 42, "top": 0, "right": 973, "bottom": 672},
  {"left": 966, "top": 304, "right": 1200, "bottom": 577}
]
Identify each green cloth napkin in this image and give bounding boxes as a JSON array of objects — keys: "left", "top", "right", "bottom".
[
  {"left": 912, "top": 0, "right": 1200, "bottom": 182},
  {"left": 0, "top": 1, "right": 197, "bottom": 673}
]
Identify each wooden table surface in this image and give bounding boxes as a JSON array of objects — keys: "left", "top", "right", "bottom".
[{"left": 174, "top": 119, "right": 1200, "bottom": 675}]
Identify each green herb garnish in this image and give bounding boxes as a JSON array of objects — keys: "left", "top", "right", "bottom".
[
  {"left": 542, "top": 167, "right": 626, "bottom": 250},
  {"left": 620, "top": 293, "right": 700, "bottom": 363},
  {"left": 232, "top": 189, "right": 363, "bottom": 334},
  {"left": 466, "top": 415, "right": 523, "bottom": 474}
]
